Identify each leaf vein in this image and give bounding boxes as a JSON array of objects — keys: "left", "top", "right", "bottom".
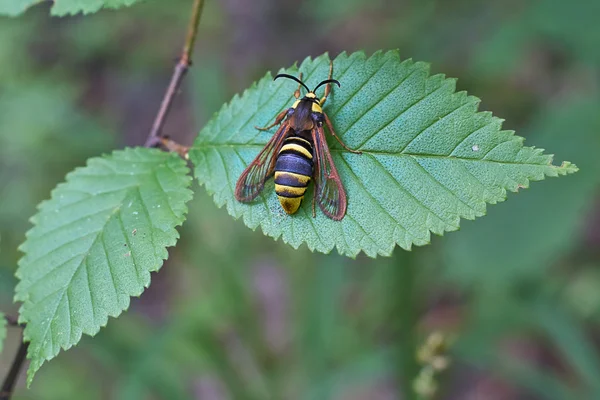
[
  {"left": 330, "top": 58, "right": 391, "bottom": 121},
  {"left": 337, "top": 156, "right": 409, "bottom": 241},
  {"left": 344, "top": 213, "right": 374, "bottom": 249},
  {"left": 408, "top": 156, "right": 477, "bottom": 215},
  {"left": 65, "top": 289, "right": 72, "bottom": 344},
  {"left": 357, "top": 81, "right": 446, "bottom": 150},
  {"left": 100, "top": 231, "right": 120, "bottom": 306},
  {"left": 196, "top": 143, "right": 556, "bottom": 167},
  {"left": 457, "top": 161, "right": 489, "bottom": 200},
  {"left": 481, "top": 137, "right": 511, "bottom": 160},
  {"left": 117, "top": 211, "right": 142, "bottom": 286},
  {"left": 400, "top": 100, "right": 471, "bottom": 153},
  {"left": 24, "top": 230, "right": 104, "bottom": 270},
  {"left": 84, "top": 255, "right": 96, "bottom": 324},
  {"left": 448, "top": 119, "right": 494, "bottom": 156},
  {"left": 150, "top": 167, "right": 179, "bottom": 220},
  {"left": 134, "top": 186, "right": 158, "bottom": 261},
  {"left": 214, "top": 147, "right": 235, "bottom": 200},
  {"left": 303, "top": 205, "right": 326, "bottom": 250},
  {"left": 342, "top": 66, "right": 419, "bottom": 143},
  {"left": 366, "top": 154, "right": 448, "bottom": 227},
  {"left": 29, "top": 206, "right": 118, "bottom": 240},
  {"left": 43, "top": 188, "right": 124, "bottom": 209},
  {"left": 260, "top": 195, "right": 273, "bottom": 230},
  {"left": 329, "top": 53, "right": 361, "bottom": 84},
  {"left": 21, "top": 252, "right": 88, "bottom": 293}
]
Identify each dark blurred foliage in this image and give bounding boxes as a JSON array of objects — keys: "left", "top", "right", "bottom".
[{"left": 1, "top": 0, "right": 599, "bottom": 399}]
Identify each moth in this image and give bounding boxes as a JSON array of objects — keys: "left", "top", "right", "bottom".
[{"left": 235, "top": 63, "right": 361, "bottom": 220}]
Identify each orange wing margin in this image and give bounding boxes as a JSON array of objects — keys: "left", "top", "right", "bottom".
[
  {"left": 311, "top": 125, "right": 347, "bottom": 220},
  {"left": 235, "top": 123, "right": 290, "bottom": 202}
]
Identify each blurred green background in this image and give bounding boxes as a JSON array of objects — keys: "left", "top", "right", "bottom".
[{"left": 1, "top": 0, "right": 600, "bottom": 399}]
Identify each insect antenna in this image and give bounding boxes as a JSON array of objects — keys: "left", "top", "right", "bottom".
[
  {"left": 313, "top": 79, "right": 341, "bottom": 93},
  {"left": 274, "top": 74, "right": 310, "bottom": 93}
]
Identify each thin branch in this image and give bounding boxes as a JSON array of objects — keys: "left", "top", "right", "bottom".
[
  {"left": 160, "top": 137, "right": 190, "bottom": 159},
  {"left": 0, "top": 341, "right": 28, "bottom": 400},
  {"left": 144, "top": 0, "right": 205, "bottom": 148}
]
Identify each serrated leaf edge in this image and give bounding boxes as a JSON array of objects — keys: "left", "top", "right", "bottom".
[
  {"left": 191, "top": 50, "right": 578, "bottom": 258},
  {"left": 15, "top": 147, "right": 193, "bottom": 386}
]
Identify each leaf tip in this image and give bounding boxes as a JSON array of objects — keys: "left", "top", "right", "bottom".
[{"left": 559, "top": 161, "right": 579, "bottom": 174}]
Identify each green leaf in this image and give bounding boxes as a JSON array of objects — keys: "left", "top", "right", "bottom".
[
  {"left": 190, "top": 51, "right": 577, "bottom": 257},
  {"left": 0, "top": 311, "right": 6, "bottom": 354},
  {"left": 15, "top": 147, "right": 193, "bottom": 385},
  {"left": 0, "top": 0, "right": 142, "bottom": 17}
]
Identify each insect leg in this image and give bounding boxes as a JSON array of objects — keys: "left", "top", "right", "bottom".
[
  {"left": 320, "top": 61, "right": 334, "bottom": 105},
  {"left": 255, "top": 108, "right": 288, "bottom": 131},
  {"left": 294, "top": 72, "right": 304, "bottom": 99},
  {"left": 324, "top": 113, "right": 362, "bottom": 154}
]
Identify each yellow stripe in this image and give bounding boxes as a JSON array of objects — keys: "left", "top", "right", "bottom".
[
  {"left": 278, "top": 196, "right": 303, "bottom": 215},
  {"left": 281, "top": 143, "right": 312, "bottom": 159},
  {"left": 292, "top": 137, "right": 311, "bottom": 147},
  {"left": 274, "top": 171, "right": 311, "bottom": 185},
  {"left": 275, "top": 184, "right": 306, "bottom": 197}
]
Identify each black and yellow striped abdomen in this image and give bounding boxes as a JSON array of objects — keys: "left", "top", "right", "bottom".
[{"left": 274, "top": 136, "right": 313, "bottom": 214}]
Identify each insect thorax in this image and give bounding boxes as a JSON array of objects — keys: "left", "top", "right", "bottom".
[{"left": 288, "top": 97, "right": 324, "bottom": 131}]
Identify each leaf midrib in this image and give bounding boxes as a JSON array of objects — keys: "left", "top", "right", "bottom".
[{"left": 192, "top": 143, "right": 554, "bottom": 167}]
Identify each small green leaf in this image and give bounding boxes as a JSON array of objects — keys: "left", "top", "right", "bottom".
[
  {"left": 0, "top": 0, "right": 142, "bottom": 17},
  {"left": 0, "top": 311, "right": 6, "bottom": 354},
  {"left": 15, "top": 147, "right": 192, "bottom": 385},
  {"left": 190, "top": 51, "right": 577, "bottom": 257}
]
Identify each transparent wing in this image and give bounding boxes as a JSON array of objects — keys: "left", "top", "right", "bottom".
[
  {"left": 311, "top": 125, "right": 347, "bottom": 220},
  {"left": 235, "top": 123, "right": 290, "bottom": 202}
]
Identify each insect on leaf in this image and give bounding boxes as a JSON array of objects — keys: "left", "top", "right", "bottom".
[
  {"left": 189, "top": 51, "right": 578, "bottom": 258},
  {"left": 15, "top": 148, "right": 193, "bottom": 385}
]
